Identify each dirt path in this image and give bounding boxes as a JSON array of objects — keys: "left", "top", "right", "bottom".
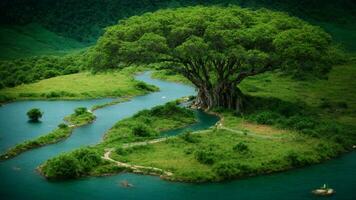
[{"left": 102, "top": 148, "right": 173, "bottom": 177}]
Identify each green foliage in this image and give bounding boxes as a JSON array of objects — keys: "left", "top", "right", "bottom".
[
  {"left": 194, "top": 145, "right": 218, "bottom": 165},
  {"left": 103, "top": 102, "right": 195, "bottom": 145},
  {"left": 179, "top": 130, "right": 199, "bottom": 143},
  {"left": 65, "top": 107, "right": 95, "bottom": 126},
  {"left": 41, "top": 154, "right": 81, "bottom": 179},
  {"left": 0, "top": 55, "right": 82, "bottom": 88},
  {"left": 1, "top": 0, "right": 355, "bottom": 49},
  {"left": 41, "top": 147, "right": 102, "bottom": 179},
  {"left": 132, "top": 123, "right": 155, "bottom": 137},
  {"left": 58, "top": 123, "right": 68, "bottom": 129},
  {"left": 90, "top": 6, "right": 337, "bottom": 80},
  {"left": 213, "top": 161, "right": 251, "bottom": 178},
  {"left": 75, "top": 107, "right": 88, "bottom": 115},
  {"left": 233, "top": 142, "right": 249, "bottom": 153},
  {"left": 244, "top": 96, "right": 356, "bottom": 147},
  {"left": 135, "top": 81, "right": 158, "bottom": 92},
  {"left": 26, "top": 108, "right": 42, "bottom": 122}
]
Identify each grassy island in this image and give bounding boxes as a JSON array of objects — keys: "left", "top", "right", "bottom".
[{"left": 64, "top": 107, "right": 96, "bottom": 127}]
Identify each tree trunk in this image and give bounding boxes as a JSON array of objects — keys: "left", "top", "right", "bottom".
[{"left": 194, "top": 83, "right": 244, "bottom": 112}]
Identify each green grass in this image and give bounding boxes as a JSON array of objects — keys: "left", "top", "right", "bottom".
[
  {"left": 0, "top": 23, "right": 85, "bottom": 60},
  {"left": 0, "top": 126, "right": 73, "bottom": 160},
  {"left": 64, "top": 109, "right": 96, "bottom": 127},
  {"left": 0, "top": 68, "right": 158, "bottom": 103},
  {"left": 112, "top": 112, "right": 344, "bottom": 182},
  {"left": 240, "top": 62, "right": 356, "bottom": 125},
  {"left": 100, "top": 102, "right": 196, "bottom": 148}
]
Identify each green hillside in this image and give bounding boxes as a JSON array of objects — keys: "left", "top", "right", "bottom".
[{"left": 0, "top": 23, "right": 85, "bottom": 59}]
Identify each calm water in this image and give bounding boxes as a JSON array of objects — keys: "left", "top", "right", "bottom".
[{"left": 0, "top": 72, "right": 355, "bottom": 200}]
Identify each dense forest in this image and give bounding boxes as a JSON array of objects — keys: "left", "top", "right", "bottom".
[
  {"left": 0, "top": 0, "right": 354, "bottom": 89},
  {"left": 1, "top": 0, "right": 355, "bottom": 43}
]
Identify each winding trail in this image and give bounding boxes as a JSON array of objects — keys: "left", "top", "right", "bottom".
[{"left": 102, "top": 148, "right": 173, "bottom": 177}]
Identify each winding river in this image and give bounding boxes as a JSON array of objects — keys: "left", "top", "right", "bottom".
[{"left": 0, "top": 72, "right": 355, "bottom": 200}]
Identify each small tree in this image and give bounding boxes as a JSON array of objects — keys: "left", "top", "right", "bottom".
[
  {"left": 27, "top": 108, "right": 43, "bottom": 122},
  {"left": 74, "top": 107, "right": 87, "bottom": 115}
]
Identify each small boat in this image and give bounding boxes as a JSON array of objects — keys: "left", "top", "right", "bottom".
[
  {"left": 120, "top": 180, "right": 133, "bottom": 188},
  {"left": 312, "top": 184, "right": 335, "bottom": 196}
]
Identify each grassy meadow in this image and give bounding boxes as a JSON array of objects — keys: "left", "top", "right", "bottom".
[
  {"left": 0, "top": 68, "right": 158, "bottom": 103},
  {"left": 0, "top": 23, "right": 85, "bottom": 60}
]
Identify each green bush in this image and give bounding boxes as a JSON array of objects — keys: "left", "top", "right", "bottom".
[
  {"left": 233, "top": 142, "right": 249, "bottom": 153},
  {"left": 42, "top": 154, "right": 81, "bottom": 179},
  {"left": 58, "top": 123, "right": 68, "bottom": 129},
  {"left": 132, "top": 123, "right": 153, "bottom": 137},
  {"left": 180, "top": 130, "right": 198, "bottom": 143},
  {"left": 213, "top": 162, "right": 241, "bottom": 178},
  {"left": 135, "top": 81, "right": 157, "bottom": 92},
  {"left": 194, "top": 145, "right": 218, "bottom": 165},
  {"left": 42, "top": 147, "right": 102, "bottom": 179},
  {"left": 285, "top": 151, "right": 316, "bottom": 167},
  {"left": 75, "top": 107, "right": 88, "bottom": 115},
  {"left": 26, "top": 108, "right": 43, "bottom": 122},
  {"left": 248, "top": 111, "right": 281, "bottom": 125}
]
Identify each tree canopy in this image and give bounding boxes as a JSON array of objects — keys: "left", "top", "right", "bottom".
[{"left": 90, "top": 6, "right": 338, "bottom": 111}]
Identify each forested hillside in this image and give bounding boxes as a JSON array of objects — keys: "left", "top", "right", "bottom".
[
  {"left": 1, "top": 0, "right": 355, "bottom": 49},
  {"left": 0, "top": 23, "right": 84, "bottom": 59}
]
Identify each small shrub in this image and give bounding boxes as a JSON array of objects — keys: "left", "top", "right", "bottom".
[
  {"left": 27, "top": 108, "right": 43, "bottom": 122},
  {"left": 194, "top": 145, "right": 218, "bottom": 165},
  {"left": 42, "top": 154, "right": 80, "bottom": 179},
  {"left": 233, "top": 142, "right": 249, "bottom": 153},
  {"left": 132, "top": 123, "right": 153, "bottom": 137},
  {"left": 75, "top": 107, "right": 87, "bottom": 115},
  {"left": 180, "top": 130, "right": 198, "bottom": 143},
  {"left": 58, "top": 123, "right": 68, "bottom": 129},
  {"left": 115, "top": 147, "right": 128, "bottom": 155},
  {"left": 285, "top": 151, "right": 315, "bottom": 167},
  {"left": 248, "top": 111, "right": 281, "bottom": 125},
  {"left": 213, "top": 162, "right": 240, "bottom": 178},
  {"left": 135, "top": 81, "right": 156, "bottom": 92},
  {"left": 213, "top": 162, "right": 252, "bottom": 178}
]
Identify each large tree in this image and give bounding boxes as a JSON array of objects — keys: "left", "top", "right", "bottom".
[{"left": 90, "top": 6, "right": 338, "bottom": 111}]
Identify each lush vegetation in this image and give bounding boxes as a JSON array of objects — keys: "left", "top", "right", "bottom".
[
  {"left": 64, "top": 107, "right": 95, "bottom": 127},
  {"left": 27, "top": 108, "right": 43, "bottom": 122},
  {"left": 101, "top": 102, "right": 196, "bottom": 147},
  {"left": 109, "top": 93, "right": 355, "bottom": 182},
  {"left": 1, "top": 0, "right": 354, "bottom": 50},
  {"left": 40, "top": 147, "right": 105, "bottom": 179},
  {"left": 0, "top": 55, "right": 83, "bottom": 89},
  {"left": 40, "top": 102, "right": 197, "bottom": 179},
  {"left": 114, "top": 122, "right": 344, "bottom": 182},
  {"left": 89, "top": 6, "right": 341, "bottom": 112},
  {"left": 0, "top": 23, "right": 84, "bottom": 59},
  {"left": 0, "top": 67, "right": 158, "bottom": 103},
  {"left": 0, "top": 124, "right": 72, "bottom": 160}
]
